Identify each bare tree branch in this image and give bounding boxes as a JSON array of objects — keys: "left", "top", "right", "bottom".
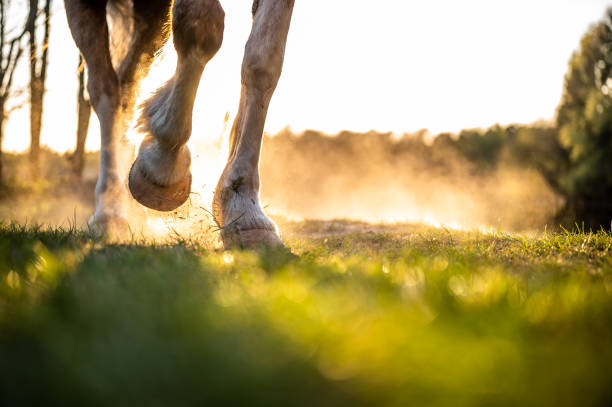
[
  {"left": 1, "top": 1, "right": 5, "bottom": 54},
  {"left": 28, "top": 0, "right": 38, "bottom": 83},
  {"left": 7, "top": 98, "right": 26, "bottom": 114},
  {"left": 40, "top": 0, "right": 51, "bottom": 84},
  {"left": 0, "top": 0, "right": 28, "bottom": 183},
  {"left": 5, "top": 44, "right": 23, "bottom": 96},
  {"left": 0, "top": 35, "right": 25, "bottom": 100}
]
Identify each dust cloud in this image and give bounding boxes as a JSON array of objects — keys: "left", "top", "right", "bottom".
[
  {"left": 258, "top": 129, "right": 563, "bottom": 232},
  {"left": 0, "top": 127, "right": 562, "bottom": 240}
]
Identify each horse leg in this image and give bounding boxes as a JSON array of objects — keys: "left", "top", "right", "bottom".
[
  {"left": 212, "top": 0, "right": 295, "bottom": 248},
  {"left": 115, "top": 0, "right": 172, "bottom": 121},
  {"left": 128, "top": 0, "right": 225, "bottom": 211},
  {"left": 65, "top": 0, "right": 129, "bottom": 237},
  {"left": 111, "top": 0, "right": 172, "bottom": 221}
]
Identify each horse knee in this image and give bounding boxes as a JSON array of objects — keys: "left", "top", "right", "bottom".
[
  {"left": 242, "top": 48, "right": 283, "bottom": 94},
  {"left": 87, "top": 72, "right": 119, "bottom": 117},
  {"left": 172, "top": 0, "right": 225, "bottom": 60},
  {"left": 65, "top": 0, "right": 120, "bottom": 115},
  {"left": 242, "top": 3, "right": 293, "bottom": 94}
]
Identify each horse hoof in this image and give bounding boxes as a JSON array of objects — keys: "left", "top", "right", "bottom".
[
  {"left": 128, "top": 159, "right": 192, "bottom": 212},
  {"left": 89, "top": 213, "right": 132, "bottom": 242},
  {"left": 221, "top": 227, "right": 284, "bottom": 250}
]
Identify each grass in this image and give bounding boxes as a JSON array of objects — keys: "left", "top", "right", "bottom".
[{"left": 1, "top": 220, "right": 611, "bottom": 406}]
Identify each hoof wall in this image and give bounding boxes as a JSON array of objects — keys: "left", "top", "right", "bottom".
[
  {"left": 128, "top": 161, "right": 191, "bottom": 212},
  {"left": 89, "top": 213, "right": 132, "bottom": 242},
  {"left": 221, "top": 228, "right": 284, "bottom": 250}
]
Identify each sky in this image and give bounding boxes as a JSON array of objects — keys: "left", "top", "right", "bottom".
[{"left": 3, "top": 0, "right": 612, "bottom": 152}]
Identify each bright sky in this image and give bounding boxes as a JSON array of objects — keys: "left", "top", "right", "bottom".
[{"left": 4, "top": 0, "right": 612, "bottom": 152}]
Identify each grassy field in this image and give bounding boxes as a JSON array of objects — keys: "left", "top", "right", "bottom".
[{"left": 1, "top": 219, "right": 611, "bottom": 406}]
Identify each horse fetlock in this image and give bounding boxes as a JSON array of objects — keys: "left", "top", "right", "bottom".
[{"left": 213, "top": 175, "right": 282, "bottom": 249}]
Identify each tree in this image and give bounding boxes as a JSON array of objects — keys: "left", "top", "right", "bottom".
[
  {"left": 25, "top": 0, "right": 52, "bottom": 176},
  {"left": 454, "top": 126, "right": 507, "bottom": 172},
  {"left": 499, "top": 123, "right": 568, "bottom": 194},
  {"left": 556, "top": 8, "right": 612, "bottom": 228},
  {"left": 69, "top": 54, "right": 90, "bottom": 177},
  {"left": 0, "top": 0, "right": 25, "bottom": 184}
]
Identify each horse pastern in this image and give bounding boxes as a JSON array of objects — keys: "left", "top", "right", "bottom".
[{"left": 88, "top": 212, "right": 132, "bottom": 242}]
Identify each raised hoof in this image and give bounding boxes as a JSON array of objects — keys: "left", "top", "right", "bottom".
[
  {"left": 221, "top": 227, "right": 284, "bottom": 250},
  {"left": 128, "top": 160, "right": 192, "bottom": 212},
  {"left": 89, "top": 213, "right": 132, "bottom": 242}
]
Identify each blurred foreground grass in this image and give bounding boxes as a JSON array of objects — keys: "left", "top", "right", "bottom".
[{"left": 1, "top": 221, "right": 612, "bottom": 406}]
